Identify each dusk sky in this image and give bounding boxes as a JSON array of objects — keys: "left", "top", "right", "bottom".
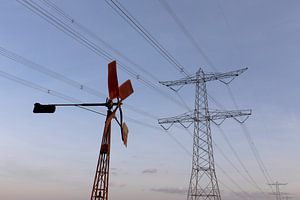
[{"left": 0, "top": 0, "right": 299, "bottom": 200}]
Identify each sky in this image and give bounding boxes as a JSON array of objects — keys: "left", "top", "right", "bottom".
[{"left": 0, "top": 0, "right": 299, "bottom": 200}]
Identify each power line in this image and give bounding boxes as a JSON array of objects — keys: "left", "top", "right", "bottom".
[
  {"left": 0, "top": 69, "right": 106, "bottom": 116},
  {"left": 215, "top": 126, "right": 269, "bottom": 195},
  {"left": 157, "top": 127, "right": 254, "bottom": 200},
  {"left": 0, "top": 45, "right": 166, "bottom": 124},
  {"left": 177, "top": 129, "right": 261, "bottom": 199},
  {"left": 241, "top": 124, "right": 275, "bottom": 185},
  {"left": 269, "top": 182, "right": 288, "bottom": 200},
  {"left": 205, "top": 2, "right": 275, "bottom": 190},
  {"left": 226, "top": 85, "right": 275, "bottom": 192},
  {"left": 158, "top": 68, "right": 254, "bottom": 200},
  {"left": 214, "top": 0, "right": 244, "bottom": 64},
  {"left": 184, "top": 127, "right": 267, "bottom": 196},
  {"left": 0, "top": 47, "right": 197, "bottom": 177},
  {"left": 0, "top": 69, "right": 166, "bottom": 131},
  {"left": 103, "top": 3, "right": 267, "bottom": 192},
  {"left": 39, "top": 0, "right": 161, "bottom": 83},
  {"left": 218, "top": 178, "right": 246, "bottom": 200},
  {"left": 38, "top": 0, "right": 192, "bottom": 113},
  {"left": 0, "top": 67, "right": 195, "bottom": 159},
  {"left": 104, "top": 0, "right": 198, "bottom": 110},
  {"left": 170, "top": 108, "right": 268, "bottom": 198},
  {"left": 17, "top": 0, "right": 187, "bottom": 110},
  {"left": 108, "top": 0, "right": 275, "bottom": 196},
  {"left": 157, "top": 3, "right": 273, "bottom": 187},
  {"left": 38, "top": 0, "right": 193, "bottom": 111},
  {"left": 0, "top": 70, "right": 209, "bottom": 185},
  {"left": 213, "top": 140, "right": 267, "bottom": 194},
  {"left": 1, "top": 64, "right": 250, "bottom": 200},
  {"left": 17, "top": 0, "right": 143, "bottom": 80},
  {"left": 110, "top": 0, "right": 274, "bottom": 194},
  {"left": 14, "top": 0, "right": 276, "bottom": 197},
  {"left": 137, "top": 1, "right": 269, "bottom": 188},
  {"left": 132, "top": 1, "right": 274, "bottom": 187},
  {"left": 215, "top": 163, "right": 253, "bottom": 200},
  {"left": 39, "top": 0, "right": 191, "bottom": 113},
  {"left": 158, "top": 0, "right": 218, "bottom": 72},
  {"left": 172, "top": 134, "right": 254, "bottom": 200},
  {"left": 105, "top": 0, "right": 190, "bottom": 77},
  {"left": 204, "top": 86, "right": 275, "bottom": 192}
]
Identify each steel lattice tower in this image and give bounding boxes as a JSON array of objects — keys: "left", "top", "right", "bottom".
[
  {"left": 269, "top": 182, "right": 288, "bottom": 200},
  {"left": 91, "top": 110, "right": 112, "bottom": 200},
  {"left": 189, "top": 69, "right": 220, "bottom": 199},
  {"left": 158, "top": 68, "right": 251, "bottom": 200}
]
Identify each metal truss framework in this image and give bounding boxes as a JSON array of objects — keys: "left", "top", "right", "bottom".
[
  {"left": 269, "top": 182, "right": 288, "bottom": 200},
  {"left": 158, "top": 68, "right": 251, "bottom": 200},
  {"left": 91, "top": 110, "right": 112, "bottom": 200}
]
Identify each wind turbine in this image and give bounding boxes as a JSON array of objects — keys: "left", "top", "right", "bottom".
[
  {"left": 33, "top": 61, "right": 134, "bottom": 200},
  {"left": 90, "top": 60, "right": 133, "bottom": 200}
]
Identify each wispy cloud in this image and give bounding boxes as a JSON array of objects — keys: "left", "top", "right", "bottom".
[
  {"left": 109, "top": 182, "right": 127, "bottom": 188},
  {"left": 0, "top": 161, "right": 61, "bottom": 183},
  {"left": 151, "top": 187, "right": 187, "bottom": 195},
  {"left": 142, "top": 168, "right": 158, "bottom": 174},
  {"left": 222, "top": 191, "right": 274, "bottom": 200},
  {"left": 110, "top": 167, "right": 118, "bottom": 175}
]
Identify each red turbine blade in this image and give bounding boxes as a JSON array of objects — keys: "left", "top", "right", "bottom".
[
  {"left": 119, "top": 80, "right": 134, "bottom": 100},
  {"left": 108, "top": 61, "right": 119, "bottom": 99}
]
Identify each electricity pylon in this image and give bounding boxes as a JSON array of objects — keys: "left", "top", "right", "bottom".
[
  {"left": 269, "top": 182, "right": 288, "bottom": 200},
  {"left": 158, "top": 68, "right": 251, "bottom": 200},
  {"left": 283, "top": 195, "right": 292, "bottom": 200}
]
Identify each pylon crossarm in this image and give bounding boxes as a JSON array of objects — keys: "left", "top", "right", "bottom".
[
  {"left": 204, "top": 67, "right": 248, "bottom": 83},
  {"left": 159, "top": 75, "right": 197, "bottom": 87},
  {"left": 159, "top": 68, "right": 248, "bottom": 89},
  {"left": 158, "top": 109, "right": 251, "bottom": 129},
  {"left": 208, "top": 109, "right": 251, "bottom": 122},
  {"left": 158, "top": 111, "right": 195, "bottom": 128}
]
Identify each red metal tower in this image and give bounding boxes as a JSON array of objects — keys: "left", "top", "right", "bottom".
[
  {"left": 91, "top": 61, "right": 133, "bottom": 200},
  {"left": 33, "top": 61, "right": 133, "bottom": 200}
]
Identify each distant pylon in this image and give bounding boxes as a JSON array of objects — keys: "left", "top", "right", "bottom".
[
  {"left": 158, "top": 68, "right": 251, "bottom": 200},
  {"left": 269, "top": 182, "right": 288, "bottom": 200},
  {"left": 283, "top": 195, "right": 292, "bottom": 200}
]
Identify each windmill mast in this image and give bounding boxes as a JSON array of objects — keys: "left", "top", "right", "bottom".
[{"left": 91, "top": 109, "right": 113, "bottom": 200}]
